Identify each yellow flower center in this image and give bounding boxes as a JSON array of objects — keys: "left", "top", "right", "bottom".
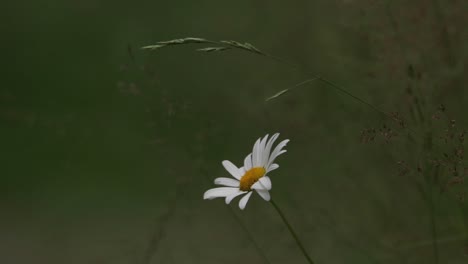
[{"left": 239, "top": 167, "right": 266, "bottom": 191}]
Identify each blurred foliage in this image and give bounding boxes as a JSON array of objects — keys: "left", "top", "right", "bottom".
[{"left": 1, "top": 0, "right": 468, "bottom": 263}]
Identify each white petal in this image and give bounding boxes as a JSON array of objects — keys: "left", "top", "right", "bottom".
[
  {"left": 255, "top": 189, "right": 271, "bottom": 201},
  {"left": 258, "top": 134, "right": 269, "bottom": 167},
  {"left": 268, "top": 149, "right": 287, "bottom": 166},
  {"left": 244, "top": 153, "right": 252, "bottom": 171},
  {"left": 263, "top": 133, "right": 279, "bottom": 166},
  {"left": 239, "top": 191, "right": 253, "bottom": 210},
  {"left": 267, "top": 163, "right": 279, "bottom": 173},
  {"left": 214, "top": 177, "right": 239, "bottom": 187},
  {"left": 267, "top": 139, "right": 289, "bottom": 167},
  {"left": 203, "top": 187, "right": 238, "bottom": 200},
  {"left": 258, "top": 176, "right": 272, "bottom": 190},
  {"left": 270, "top": 150, "right": 286, "bottom": 164},
  {"left": 225, "top": 190, "right": 247, "bottom": 204},
  {"left": 252, "top": 138, "right": 261, "bottom": 167},
  {"left": 251, "top": 181, "right": 267, "bottom": 190},
  {"left": 222, "top": 160, "right": 242, "bottom": 180}
]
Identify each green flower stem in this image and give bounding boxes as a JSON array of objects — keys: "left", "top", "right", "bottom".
[{"left": 270, "top": 199, "right": 315, "bottom": 264}]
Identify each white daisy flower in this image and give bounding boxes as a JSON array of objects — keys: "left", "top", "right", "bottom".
[{"left": 203, "top": 133, "right": 289, "bottom": 210}]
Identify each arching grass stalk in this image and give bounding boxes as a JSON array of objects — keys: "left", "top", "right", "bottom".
[
  {"left": 270, "top": 199, "right": 315, "bottom": 264},
  {"left": 142, "top": 38, "right": 392, "bottom": 118},
  {"left": 141, "top": 37, "right": 421, "bottom": 146}
]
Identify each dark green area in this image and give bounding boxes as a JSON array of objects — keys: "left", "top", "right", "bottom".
[{"left": 2, "top": 0, "right": 468, "bottom": 263}]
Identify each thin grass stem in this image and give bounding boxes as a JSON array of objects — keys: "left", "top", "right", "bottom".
[{"left": 270, "top": 199, "right": 315, "bottom": 264}]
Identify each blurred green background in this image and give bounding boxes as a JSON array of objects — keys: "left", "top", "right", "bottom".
[{"left": 2, "top": 0, "right": 468, "bottom": 263}]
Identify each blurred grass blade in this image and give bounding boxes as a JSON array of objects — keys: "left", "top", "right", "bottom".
[
  {"left": 265, "top": 77, "right": 320, "bottom": 102},
  {"left": 142, "top": 37, "right": 213, "bottom": 50},
  {"left": 197, "top": 47, "right": 231, "bottom": 52},
  {"left": 243, "top": 42, "right": 262, "bottom": 53},
  {"left": 265, "top": 89, "right": 289, "bottom": 102},
  {"left": 158, "top": 37, "right": 209, "bottom": 45},
  {"left": 141, "top": 44, "right": 167, "bottom": 50},
  {"left": 220, "top": 40, "right": 264, "bottom": 55},
  {"left": 142, "top": 37, "right": 265, "bottom": 56}
]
